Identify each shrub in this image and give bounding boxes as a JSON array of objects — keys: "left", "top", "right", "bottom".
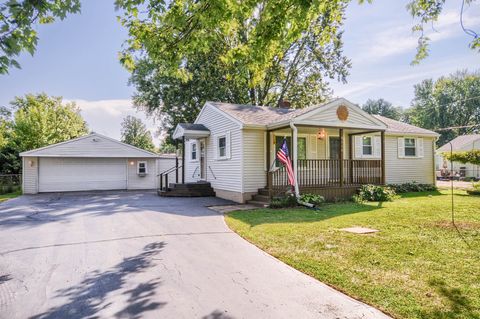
[
  {"left": 0, "top": 185, "right": 20, "bottom": 195},
  {"left": 354, "top": 184, "right": 397, "bottom": 202},
  {"left": 269, "top": 194, "right": 297, "bottom": 208},
  {"left": 299, "top": 193, "right": 325, "bottom": 206},
  {"left": 387, "top": 182, "right": 437, "bottom": 193},
  {"left": 467, "top": 182, "right": 480, "bottom": 196}
]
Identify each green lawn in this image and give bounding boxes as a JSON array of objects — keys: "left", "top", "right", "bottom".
[
  {"left": 0, "top": 190, "right": 21, "bottom": 203},
  {"left": 225, "top": 190, "right": 480, "bottom": 319}
]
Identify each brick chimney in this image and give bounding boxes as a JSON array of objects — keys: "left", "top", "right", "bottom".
[{"left": 278, "top": 100, "right": 291, "bottom": 109}]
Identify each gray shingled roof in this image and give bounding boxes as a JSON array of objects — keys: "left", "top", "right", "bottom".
[
  {"left": 437, "top": 134, "right": 480, "bottom": 152},
  {"left": 207, "top": 101, "right": 437, "bottom": 136},
  {"left": 207, "top": 100, "right": 330, "bottom": 125},
  {"left": 177, "top": 123, "right": 210, "bottom": 131},
  {"left": 372, "top": 115, "right": 438, "bottom": 136},
  {"left": 207, "top": 101, "right": 300, "bottom": 125}
]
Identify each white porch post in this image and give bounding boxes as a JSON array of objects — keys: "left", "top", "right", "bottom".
[{"left": 289, "top": 122, "right": 300, "bottom": 197}]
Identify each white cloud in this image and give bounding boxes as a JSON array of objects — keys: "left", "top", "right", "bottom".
[
  {"left": 355, "top": 9, "right": 480, "bottom": 62},
  {"left": 330, "top": 54, "right": 478, "bottom": 105},
  {"left": 67, "top": 98, "right": 161, "bottom": 146}
]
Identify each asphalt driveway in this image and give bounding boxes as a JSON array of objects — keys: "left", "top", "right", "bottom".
[{"left": 0, "top": 191, "right": 388, "bottom": 319}]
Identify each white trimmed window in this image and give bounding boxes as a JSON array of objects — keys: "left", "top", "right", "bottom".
[
  {"left": 362, "top": 136, "right": 373, "bottom": 156},
  {"left": 355, "top": 135, "right": 381, "bottom": 158},
  {"left": 404, "top": 138, "right": 416, "bottom": 156},
  {"left": 398, "top": 137, "right": 423, "bottom": 158},
  {"left": 137, "top": 161, "right": 147, "bottom": 174},
  {"left": 191, "top": 142, "right": 198, "bottom": 161},
  {"left": 218, "top": 136, "right": 226, "bottom": 158},
  {"left": 216, "top": 132, "right": 231, "bottom": 160}
]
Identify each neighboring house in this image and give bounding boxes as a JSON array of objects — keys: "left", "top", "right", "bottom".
[
  {"left": 20, "top": 133, "right": 180, "bottom": 194},
  {"left": 436, "top": 134, "right": 480, "bottom": 178},
  {"left": 172, "top": 98, "right": 439, "bottom": 203}
]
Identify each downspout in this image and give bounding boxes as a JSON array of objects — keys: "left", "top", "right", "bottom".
[{"left": 289, "top": 121, "right": 300, "bottom": 198}]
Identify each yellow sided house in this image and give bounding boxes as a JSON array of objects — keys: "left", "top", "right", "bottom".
[{"left": 168, "top": 98, "right": 439, "bottom": 203}]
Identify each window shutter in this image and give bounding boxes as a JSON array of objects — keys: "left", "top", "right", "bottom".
[
  {"left": 226, "top": 131, "right": 232, "bottom": 159},
  {"left": 373, "top": 136, "right": 381, "bottom": 158},
  {"left": 398, "top": 138, "right": 405, "bottom": 158},
  {"left": 309, "top": 135, "right": 317, "bottom": 159},
  {"left": 214, "top": 136, "right": 218, "bottom": 160},
  {"left": 417, "top": 138, "right": 424, "bottom": 158},
  {"left": 354, "top": 136, "right": 363, "bottom": 158}
]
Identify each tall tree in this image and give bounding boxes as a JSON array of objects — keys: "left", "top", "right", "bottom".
[
  {"left": 0, "top": 93, "right": 88, "bottom": 174},
  {"left": 0, "top": 105, "right": 12, "bottom": 148},
  {"left": 406, "top": 70, "right": 480, "bottom": 146},
  {"left": 116, "top": 0, "right": 349, "bottom": 136},
  {"left": 362, "top": 98, "right": 403, "bottom": 120},
  {"left": 11, "top": 93, "right": 88, "bottom": 151},
  {"left": 120, "top": 115, "right": 155, "bottom": 152},
  {"left": 0, "top": 0, "right": 81, "bottom": 74}
]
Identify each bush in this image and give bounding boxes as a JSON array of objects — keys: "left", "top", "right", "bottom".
[
  {"left": 269, "top": 194, "right": 297, "bottom": 208},
  {"left": 467, "top": 182, "right": 480, "bottom": 196},
  {"left": 387, "top": 182, "right": 437, "bottom": 193},
  {"left": 354, "top": 184, "right": 397, "bottom": 202},
  {"left": 0, "top": 185, "right": 20, "bottom": 195},
  {"left": 299, "top": 193, "right": 325, "bottom": 206}
]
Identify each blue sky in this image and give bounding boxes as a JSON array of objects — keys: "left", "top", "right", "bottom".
[{"left": 0, "top": 0, "right": 479, "bottom": 144}]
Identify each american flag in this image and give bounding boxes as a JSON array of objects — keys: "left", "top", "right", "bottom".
[{"left": 276, "top": 138, "right": 295, "bottom": 186}]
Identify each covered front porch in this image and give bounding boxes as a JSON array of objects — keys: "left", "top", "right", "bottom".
[{"left": 266, "top": 124, "right": 386, "bottom": 200}]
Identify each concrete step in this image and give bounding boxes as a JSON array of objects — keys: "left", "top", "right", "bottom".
[
  {"left": 158, "top": 190, "right": 216, "bottom": 197},
  {"left": 246, "top": 200, "right": 269, "bottom": 208},
  {"left": 169, "top": 182, "right": 212, "bottom": 189}
]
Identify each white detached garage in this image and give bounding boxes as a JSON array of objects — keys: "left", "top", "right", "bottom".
[{"left": 20, "top": 133, "right": 161, "bottom": 194}]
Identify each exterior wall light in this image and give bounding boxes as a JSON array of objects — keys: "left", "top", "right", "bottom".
[
  {"left": 317, "top": 128, "right": 326, "bottom": 140},
  {"left": 130, "top": 161, "right": 135, "bottom": 166},
  {"left": 29, "top": 160, "right": 35, "bottom": 167}
]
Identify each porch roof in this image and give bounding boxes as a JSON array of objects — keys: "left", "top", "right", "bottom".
[{"left": 172, "top": 123, "right": 210, "bottom": 140}]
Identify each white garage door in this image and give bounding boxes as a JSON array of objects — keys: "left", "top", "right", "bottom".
[{"left": 39, "top": 158, "right": 127, "bottom": 192}]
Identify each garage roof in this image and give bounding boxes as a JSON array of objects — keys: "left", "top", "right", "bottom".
[{"left": 19, "top": 133, "right": 161, "bottom": 158}]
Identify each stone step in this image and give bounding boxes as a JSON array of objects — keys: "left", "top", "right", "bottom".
[
  {"left": 252, "top": 194, "right": 270, "bottom": 202},
  {"left": 258, "top": 188, "right": 269, "bottom": 196}
]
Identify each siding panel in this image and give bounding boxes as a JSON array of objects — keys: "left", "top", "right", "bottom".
[
  {"left": 127, "top": 158, "right": 157, "bottom": 189},
  {"left": 385, "top": 136, "right": 435, "bottom": 184},
  {"left": 23, "top": 157, "right": 38, "bottom": 194},
  {"left": 243, "top": 130, "right": 266, "bottom": 192},
  {"left": 305, "top": 105, "right": 380, "bottom": 127}
]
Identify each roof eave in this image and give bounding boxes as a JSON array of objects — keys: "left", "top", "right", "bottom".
[
  {"left": 385, "top": 131, "right": 440, "bottom": 137},
  {"left": 20, "top": 154, "right": 162, "bottom": 158}
]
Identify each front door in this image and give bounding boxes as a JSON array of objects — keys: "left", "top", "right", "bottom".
[
  {"left": 200, "top": 140, "right": 206, "bottom": 180},
  {"left": 329, "top": 137, "right": 340, "bottom": 182},
  {"left": 329, "top": 137, "right": 340, "bottom": 159}
]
